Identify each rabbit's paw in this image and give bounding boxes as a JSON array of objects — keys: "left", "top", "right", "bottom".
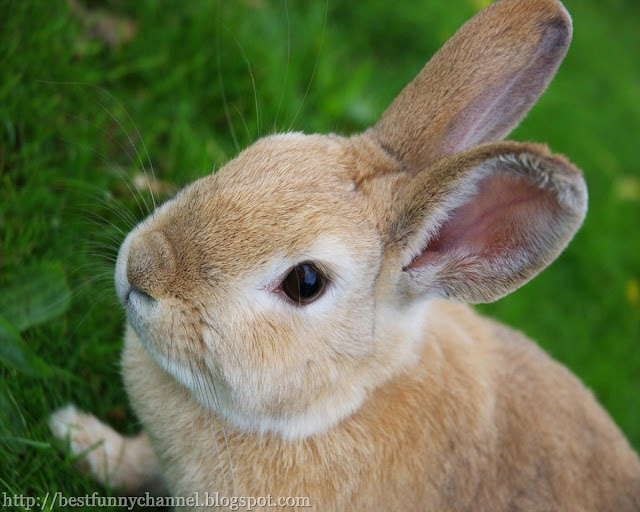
[{"left": 49, "top": 404, "right": 127, "bottom": 488}]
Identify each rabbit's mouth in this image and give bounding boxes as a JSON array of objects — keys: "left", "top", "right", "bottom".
[{"left": 123, "top": 285, "right": 154, "bottom": 307}]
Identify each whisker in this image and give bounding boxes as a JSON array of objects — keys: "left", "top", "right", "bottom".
[
  {"left": 85, "top": 252, "right": 118, "bottom": 264},
  {"left": 70, "top": 274, "right": 116, "bottom": 295},
  {"left": 96, "top": 101, "right": 154, "bottom": 215},
  {"left": 201, "top": 319, "right": 242, "bottom": 369},
  {"left": 70, "top": 208, "right": 127, "bottom": 239},
  {"left": 234, "top": 36, "right": 261, "bottom": 139},
  {"left": 61, "top": 111, "right": 140, "bottom": 173},
  {"left": 73, "top": 196, "right": 137, "bottom": 232},
  {"left": 81, "top": 238, "right": 119, "bottom": 250},
  {"left": 65, "top": 260, "right": 114, "bottom": 279},
  {"left": 80, "top": 242, "right": 119, "bottom": 258},
  {"left": 216, "top": 5, "right": 240, "bottom": 153},
  {"left": 195, "top": 354, "right": 236, "bottom": 498},
  {"left": 272, "top": 0, "right": 290, "bottom": 133},
  {"left": 189, "top": 342, "right": 230, "bottom": 498},
  {"left": 24, "top": 270, "right": 112, "bottom": 329},
  {"left": 63, "top": 287, "right": 123, "bottom": 343},
  {"left": 39, "top": 80, "right": 158, "bottom": 211},
  {"left": 212, "top": 380, "right": 237, "bottom": 498},
  {"left": 59, "top": 137, "right": 147, "bottom": 219},
  {"left": 232, "top": 103, "right": 252, "bottom": 145},
  {"left": 289, "top": 0, "right": 329, "bottom": 131},
  {"left": 75, "top": 233, "right": 122, "bottom": 257},
  {"left": 192, "top": 305, "right": 240, "bottom": 496}
]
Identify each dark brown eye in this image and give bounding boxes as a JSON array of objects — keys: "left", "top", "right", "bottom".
[{"left": 281, "top": 263, "right": 327, "bottom": 304}]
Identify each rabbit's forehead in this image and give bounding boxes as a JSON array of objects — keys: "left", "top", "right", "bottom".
[
  {"left": 153, "top": 134, "right": 376, "bottom": 278},
  {"left": 219, "top": 133, "right": 355, "bottom": 189}
]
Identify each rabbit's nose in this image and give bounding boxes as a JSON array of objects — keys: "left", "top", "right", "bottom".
[{"left": 126, "top": 230, "right": 176, "bottom": 298}]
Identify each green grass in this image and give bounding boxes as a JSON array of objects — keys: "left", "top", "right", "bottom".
[{"left": 1, "top": 0, "right": 639, "bottom": 508}]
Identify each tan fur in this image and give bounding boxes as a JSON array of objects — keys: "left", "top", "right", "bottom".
[
  {"left": 121, "top": 304, "right": 640, "bottom": 511},
  {"left": 51, "top": 0, "right": 640, "bottom": 510},
  {"left": 371, "top": 0, "right": 572, "bottom": 170}
]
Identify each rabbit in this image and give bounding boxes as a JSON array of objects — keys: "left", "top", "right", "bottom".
[{"left": 50, "top": 0, "right": 640, "bottom": 510}]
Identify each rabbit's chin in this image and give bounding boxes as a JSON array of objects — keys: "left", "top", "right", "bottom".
[{"left": 126, "top": 323, "right": 368, "bottom": 440}]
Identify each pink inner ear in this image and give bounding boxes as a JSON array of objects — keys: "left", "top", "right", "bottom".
[{"left": 406, "top": 173, "right": 554, "bottom": 270}]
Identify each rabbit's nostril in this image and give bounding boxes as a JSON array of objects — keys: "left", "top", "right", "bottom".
[{"left": 126, "top": 230, "right": 176, "bottom": 298}]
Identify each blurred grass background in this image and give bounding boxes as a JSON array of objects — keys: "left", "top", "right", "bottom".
[{"left": 1, "top": 0, "right": 639, "bottom": 507}]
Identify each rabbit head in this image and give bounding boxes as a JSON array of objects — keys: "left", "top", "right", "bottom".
[{"left": 115, "top": 0, "right": 586, "bottom": 440}]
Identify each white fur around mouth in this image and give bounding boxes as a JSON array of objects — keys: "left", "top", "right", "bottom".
[
  {"left": 115, "top": 233, "right": 134, "bottom": 308},
  {"left": 128, "top": 286, "right": 154, "bottom": 305}
]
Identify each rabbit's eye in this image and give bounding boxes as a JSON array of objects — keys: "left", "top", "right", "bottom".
[{"left": 281, "top": 263, "right": 327, "bottom": 305}]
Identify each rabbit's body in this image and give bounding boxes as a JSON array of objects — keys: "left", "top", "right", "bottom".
[
  {"left": 122, "top": 303, "right": 639, "bottom": 511},
  {"left": 50, "top": 0, "right": 640, "bottom": 509}
]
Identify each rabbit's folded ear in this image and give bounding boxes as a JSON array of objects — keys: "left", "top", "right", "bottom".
[
  {"left": 370, "top": 0, "right": 572, "bottom": 172},
  {"left": 391, "top": 142, "right": 587, "bottom": 304}
]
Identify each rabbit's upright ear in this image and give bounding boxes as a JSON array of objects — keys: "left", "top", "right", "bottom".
[
  {"left": 364, "top": 0, "right": 582, "bottom": 303},
  {"left": 391, "top": 142, "right": 587, "bottom": 303},
  {"left": 370, "top": 0, "right": 573, "bottom": 171}
]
